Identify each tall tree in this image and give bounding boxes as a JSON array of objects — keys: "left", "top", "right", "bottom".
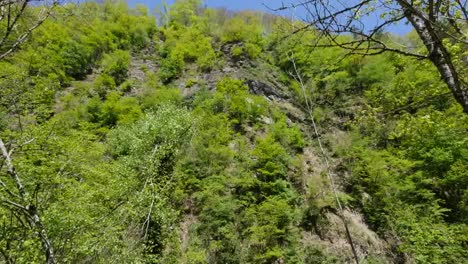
[
  {"left": 0, "top": 139, "right": 56, "bottom": 263},
  {"left": 0, "top": 1, "right": 61, "bottom": 262},
  {"left": 0, "top": 0, "right": 60, "bottom": 60},
  {"left": 276, "top": 0, "right": 468, "bottom": 113}
]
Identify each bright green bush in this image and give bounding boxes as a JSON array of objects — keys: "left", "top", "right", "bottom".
[
  {"left": 2, "top": 1, "right": 467, "bottom": 263},
  {"left": 231, "top": 46, "right": 244, "bottom": 58},
  {"left": 212, "top": 78, "right": 267, "bottom": 125},
  {"left": 185, "top": 78, "right": 198, "bottom": 88},
  {"left": 244, "top": 43, "right": 262, "bottom": 59},
  {"left": 61, "top": 40, "right": 94, "bottom": 79},
  {"left": 244, "top": 196, "right": 299, "bottom": 263},
  {"left": 93, "top": 74, "right": 116, "bottom": 98},
  {"left": 99, "top": 91, "right": 142, "bottom": 127},
  {"left": 251, "top": 136, "right": 290, "bottom": 181},
  {"left": 270, "top": 115, "right": 305, "bottom": 151},
  {"left": 140, "top": 88, "right": 183, "bottom": 110},
  {"left": 159, "top": 52, "right": 185, "bottom": 84},
  {"left": 221, "top": 16, "right": 262, "bottom": 44},
  {"left": 160, "top": 25, "right": 217, "bottom": 73},
  {"left": 168, "top": 0, "right": 202, "bottom": 27},
  {"left": 101, "top": 50, "right": 131, "bottom": 85},
  {"left": 108, "top": 104, "right": 193, "bottom": 157}
]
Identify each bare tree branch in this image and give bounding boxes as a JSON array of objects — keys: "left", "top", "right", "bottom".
[
  {"left": 0, "top": 0, "right": 61, "bottom": 60},
  {"left": 0, "top": 138, "right": 25, "bottom": 197},
  {"left": 0, "top": 137, "right": 56, "bottom": 264},
  {"left": 274, "top": 0, "right": 468, "bottom": 113}
]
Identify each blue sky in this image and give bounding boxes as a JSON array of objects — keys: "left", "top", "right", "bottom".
[
  {"left": 128, "top": 0, "right": 279, "bottom": 11},
  {"left": 127, "top": 0, "right": 412, "bottom": 35}
]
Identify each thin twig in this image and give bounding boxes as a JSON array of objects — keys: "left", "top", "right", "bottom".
[{"left": 287, "top": 51, "right": 360, "bottom": 264}]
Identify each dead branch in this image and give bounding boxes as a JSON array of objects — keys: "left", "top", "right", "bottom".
[{"left": 0, "top": 138, "right": 56, "bottom": 264}]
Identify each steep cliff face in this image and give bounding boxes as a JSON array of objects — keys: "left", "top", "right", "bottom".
[
  {"left": 120, "top": 40, "right": 395, "bottom": 263},
  {"left": 2, "top": 2, "right": 466, "bottom": 262}
]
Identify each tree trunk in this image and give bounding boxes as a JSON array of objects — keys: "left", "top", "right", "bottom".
[
  {"left": 28, "top": 206, "right": 56, "bottom": 264},
  {"left": 0, "top": 139, "right": 56, "bottom": 264},
  {"left": 397, "top": 0, "right": 468, "bottom": 113}
]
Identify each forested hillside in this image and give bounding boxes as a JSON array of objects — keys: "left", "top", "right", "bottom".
[{"left": 0, "top": 0, "right": 466, "bottom": 263}]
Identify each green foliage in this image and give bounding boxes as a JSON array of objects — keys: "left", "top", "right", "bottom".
[
  {"left": 244, "top": 196, "right": 299, "bottom": 263},
  {"left": 159, "top": 51, "right": 185, "bottom": 84},
  {"left": 85, "top": 91, "right": 143, "bottom": 128},
  {"left": 108, "top": 104, "right": 193, "bottom": 158},
  {"left": 212, "top": 77, "right": 268, "bottom": 125},
  {"left": 1, "top": 1, "right": 467, "bottom": 263},
  {"left": 270, "top": 115, "right": 305, "bottom": 151},
  {"left": 140, "top": 87, "right": 183, "bottom": 110},
  {"left": 362, "top": 55, "right": 450, "bottom": 111},
  {"left": 101, "top": 50, "right": 131, "bottom": 85},
  {"left": 343, "top": 65, "right": 468, "bottom": 262},
  {"left": 185, "top": 78, "right": 198, "bottom": 88},
  {"left": 93, "top": 74, "right": 117, "bottom": 97},
  {"left": 158, "top": 23, "right": 217, "bottom": 80},
  {"left": 231, "top": 46, "right": 244, "bottom": 58},
  {"left": 244, "top": 42, "right": 262, "bottom": 59},
  {"left": 252, "top": 135, "right": 289, "bottom": 181},
  {"left": 106, "top": 104, "right": 193, "bottom": 262},
  {"left": 391, "top": 204, "right": 468, "bottom": 263},
  {"left": 302, "top": 245, "right": 340, "bottom": 264},
  {"left": 128, "top": 5, "right": 157, "bottom": 49},
  {"left": 100, "top": 91, "right": 142, "bottom": 127},
  {"left": 167, "top": 0, "right": 202, "bottom": 27},
  {"left": 392, "top": 108, "right": 468, "bottom": 221},
  {"left": 221, "top": 15, "right": 262, "bottom": 44},
  {"left": 272, "top": 21, "right": 468, "bottom": 262},
  {"left": 230, "top": 43, "right": 262, "bottom": 60},
  {"left": 60, "top": 40, "right": 94, "bottom": 79}
]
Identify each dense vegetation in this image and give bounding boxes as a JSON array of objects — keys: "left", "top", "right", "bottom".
[{"left": 0, "top": 0, "right": 466, "bottom": 263}]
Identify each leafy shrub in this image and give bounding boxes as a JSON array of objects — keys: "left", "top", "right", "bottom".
[
  {"left": 93, "top": 74, "right": 116, "bottom": 98},
  {"left": 101, "top": 50, "right": 131, "bottom": 85},
  {"left": 244, "top": 43, "right": 262, "bottom": 59},
  {"left": 196, "top": 47, "right": 217, "bottom": 71},
  {"left": 213, "top": 78, "right": 267, "bottom": 125},
  {"left": 119, "top": 79, "right": 133, "bottom": 93},
  {"left": 270, "top": 115, "right": 305, "bottom": 151},
  {"left": 231, "top": 46, "right": 244, "bottom": 58},
  {"left": 140, "top": 88, "right": 183, "bottom": 110},
  {"left": 108, "top": 104, "right": 193, "bottom": 157},
  {"left": 61, "top": 40, "right": 93, "bottom": 79},
  {"left": 167, "top": 0, "right": 202, "bottom": 27},
  {"left": 244, "top": 196, "right": 299, "bottom": 263},
  {"left": 159, "top": 52, "right": 185, "bottom": 84},
  {"left": 161, "top": 26, "right": 217, "bottom": 73},
  {"left": 251, "top": 136, "right": 289, "bottom": 181},
  {"left": 221, "top": 16, "right": 261, "bottom": 44},
  {"left": 129, "top": 12, "right": 156, "bottom": 50},
  {"left": 302, "top": 245, "right": 340, "bottom": 264},
  {"left": 185, "top": 78, "right": 198, "bottom": 88},
  {"left": 88, "top": 91, "right": 142, "bottom": 127}
]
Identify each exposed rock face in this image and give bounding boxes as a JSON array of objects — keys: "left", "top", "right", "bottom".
[
  {"left": 124, "top": 45, "right": 396, "bottom": 263},
  {"left": 245, "top": 79, "right": 290, "bottom": 101},
  {"left": 128, "top": 57, "right": 159, "bottom": 83}
]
